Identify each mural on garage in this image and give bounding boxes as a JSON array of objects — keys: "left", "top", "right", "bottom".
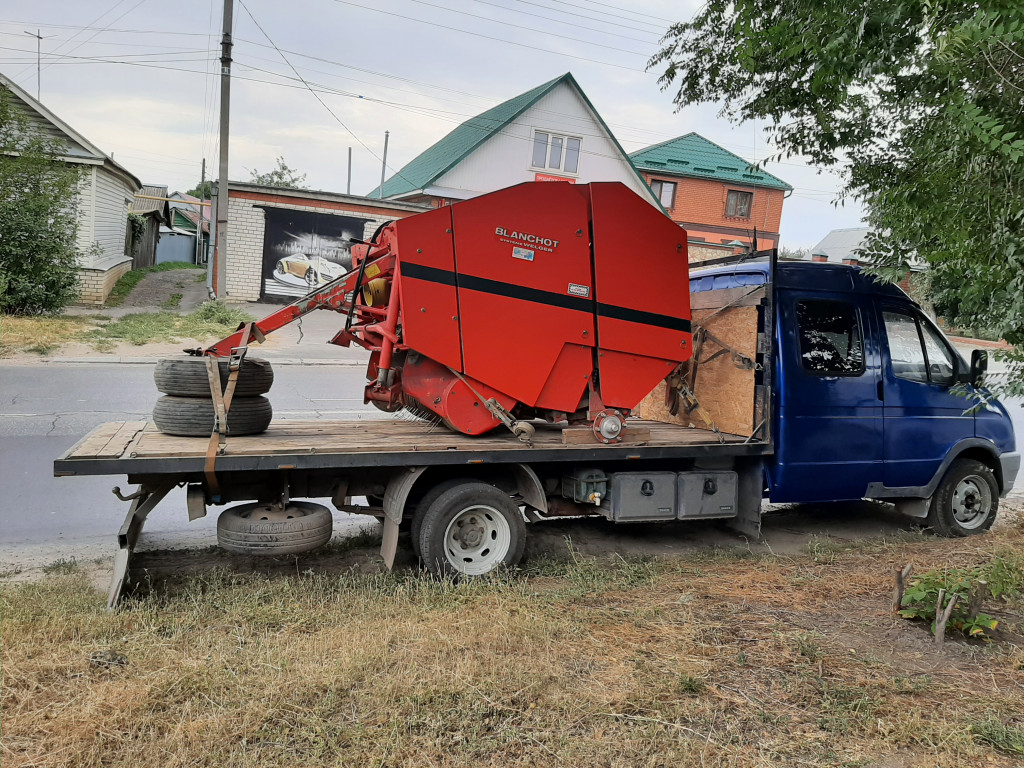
[{"left": 258, "top": 206, "right": 372, "bottom": 300}]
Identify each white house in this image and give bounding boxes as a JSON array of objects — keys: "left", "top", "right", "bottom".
[
  {"left": 1, "top": 72, "right": 142, "bottom": 305},
  {"left": 367, "top": 73, "right": 659, "bottom": 208}
]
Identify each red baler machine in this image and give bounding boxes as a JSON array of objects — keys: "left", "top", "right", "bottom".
[{"left": 206, "top": 182, "right": 692, "bottom": 443}]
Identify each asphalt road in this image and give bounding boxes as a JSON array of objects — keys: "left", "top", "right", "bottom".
[
  {"left": 0, "top": 363, "right": 383, "bottom": 568},
  {"left": 1, "top": 361, "right": 1021, "bottom": 571}
]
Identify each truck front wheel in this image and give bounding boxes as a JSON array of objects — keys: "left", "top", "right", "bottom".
[
  {"left": 927, "top": 459, "right": 999, "bottom": 537},
  {"left": 418, "top": 482, "right": 526, "bottom": 577}
]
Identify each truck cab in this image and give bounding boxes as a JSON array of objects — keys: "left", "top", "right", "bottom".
[{"left": 691, "top": 260, "right": 1019, "bottom": 534}]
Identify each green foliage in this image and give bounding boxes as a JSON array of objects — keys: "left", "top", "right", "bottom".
[
  {"left": 126, "top": 212, "right": 146, "bottom": 256},
  {"left": 898, "top": 553, "right": 1023, "bottom": 639},
  {"left": 972, "top": 717, "right": 1024, "bottom": 755},
  {"left": 84, "top": 302, "right": 252, "bottom": 347},
  {"left": 0, "top": 87, "right": 85, "bottom": 314},
  {"left": 249, "top": 156, "right": 307, "bottom": 189},
  {"left": 186, "top": 180, "right": 212, "bottom": 199},
  {"left": 652, "top": 1, "right": 1024, "bottom": 393}
]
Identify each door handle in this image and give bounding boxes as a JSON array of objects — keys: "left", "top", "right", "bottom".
[{"left": 877, "top": 380, "right": 884, "bottom": 402}]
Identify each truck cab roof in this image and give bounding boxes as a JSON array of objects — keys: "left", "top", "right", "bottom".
[{"left": 690, "top": 259, "right": 909, "bottom": 300}]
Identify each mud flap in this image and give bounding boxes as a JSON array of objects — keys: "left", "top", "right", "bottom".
[
  {"left": 380, "top": 466, "right": 427, "bottom": 569},
  {"left": 726, "top": 458, "right": 764, "bottom": 540}
]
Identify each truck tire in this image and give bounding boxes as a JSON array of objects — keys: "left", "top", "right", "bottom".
[
  {"left": 418, "top": 481, "right": 526, "bottom": 577},
  {"left": 409, "top": 478, "right": 470, "bottom": 558},
  {"left": 152, "top": 395, "right": 272, "bottom": 436},
  {"left": 217, "top": 501, "right": 333, "bottom": 555},
  {"left": 154, "top": 356, "right": 274, "bottom": 397},
  {"left": 926, "top": 458, "right": 999, "bottom": 537}
]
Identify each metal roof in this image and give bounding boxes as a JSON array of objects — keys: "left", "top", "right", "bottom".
[
  {"left": 809, "top": 227, "right": 871, "bottom": 263},
  {"left": 630, "top": 133, "right": 792, "bottom": 191}
]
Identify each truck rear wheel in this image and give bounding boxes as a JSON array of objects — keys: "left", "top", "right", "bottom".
[
  {"left": 418, "top": 482, "right": 526, "bottom": 577},
  {"left": 926, "top": 459, "right": 998, "bottom": 537}
]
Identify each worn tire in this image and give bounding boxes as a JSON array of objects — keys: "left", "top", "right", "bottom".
[
  {"left": 418, "top": 481, "right": 526, "bottom": 577},
  {"left": 926, "top": 458, "right": 999, "bottom": 537},
  {"left": 152, "top": 395, "right": 272, "bottom": 436},
  {"left": 154, "top": 356, "right": 274, "bottom": 397},
  {"left": 217, "top": 501, "right": 333, "bottom": 555}
]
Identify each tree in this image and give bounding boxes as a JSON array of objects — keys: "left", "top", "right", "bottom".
[
  {"left": 249, "top": 156, "right": 307, "bottom": 189},
  {"left": 187, "top": 180, "right": 212, "bottom": 199},
  {"left": 651, "top": 1, "right": 1024, "bottom": 392},
  {"left": 0, "top": 87, "right": 84, "bottom": 314}
]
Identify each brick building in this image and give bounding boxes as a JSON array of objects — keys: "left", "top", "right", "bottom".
[
  {"left": 630, "top": 134, "right": 791, "bottom": 264},
  {"left": 220, "top": 183, "right": 427, "bottom": 302}
]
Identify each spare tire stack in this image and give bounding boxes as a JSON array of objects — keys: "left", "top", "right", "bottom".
[{"left": 152, "top": 356, "right": 275, "bottom": 436}]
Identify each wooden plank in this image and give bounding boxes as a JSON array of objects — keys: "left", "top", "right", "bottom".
[
  {"left": 561, "top": 424, "right": 651, "bottom": 445},
  {"left": 93, "top": 421, "right": 148, "bottom": 459},
  {"left": 637, "top": 305, "right": 759, "bottom": 437},
  {"left": 73, "top": 422, "right": 125, "bottom": 458},
  {"left": 689, "top": 285, "right": 765, "bottom": 311}
]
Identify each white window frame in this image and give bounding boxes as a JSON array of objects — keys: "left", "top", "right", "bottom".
[
  {"left": 530, "top": 129, "right": 582, "bottom": 175},
  {"left": 649, "top": 179, "right": 677, "bottom": 209}
]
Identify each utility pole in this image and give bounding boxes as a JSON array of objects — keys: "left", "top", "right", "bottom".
[
  {"left": 214, "top": 0, "right": 234, "bottom": 298},
  {"left": 347, "top": 147, "right": 352, "bottom": 195},
  {"left": 379, "top": 131, "right": 389, "bottom": 199},
  {"left": 195, "top": 158, "right": 206, "bottom": 266},
  {"left": 23, "top": 29, "right": 52, "bottom": 101}
]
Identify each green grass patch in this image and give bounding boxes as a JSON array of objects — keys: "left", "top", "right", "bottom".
[
  {"left": 161, "top": 293, "right": 183, "bottom": 310},
  {"left": 972, "top": 718, "right": 1024, "bottom": 755},
  {"left": 0, "top": 314, "right": 101, "bottom": 356},
  {"left": 84, "top": 302, "right": 253, "bottom": 348},
  {"left": 105, "top": 262, "right": 205, "bottom": 308}
]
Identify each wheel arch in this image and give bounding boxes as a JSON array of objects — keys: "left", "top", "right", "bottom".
[{"left": 388, "top": 463, "right": 548, "bottom": 522}]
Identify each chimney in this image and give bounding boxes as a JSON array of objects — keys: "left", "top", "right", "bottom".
[{"left": 811, "top": 250, "right": 828, "bottom": 263}]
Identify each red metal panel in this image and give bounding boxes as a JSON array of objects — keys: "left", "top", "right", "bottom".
[
  {"left": 395, "top": 206, "right": 463, "bottom": 371},
  {"left": 450, "top": 182, "right": 596, "bottom": 408},
  {"left": 402, "top": 354, "right": 517, "bottom": 435},
  {"left": 588, "top": 182, "right": 693, "bottom": 407}
]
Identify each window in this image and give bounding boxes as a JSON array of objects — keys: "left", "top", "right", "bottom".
[
  {"left": 725, "top": 189, "right": 753, "bottom": 218},
  {"left": 531, "top": 131, "right": 581, "bottom": 174},
  {"left": 795, "top": 300, "right": 865, "bottom": 375},
  {"left": 650, "top": 180, "right": 676, "bottom": 208},
  {"left": 882, "top": 309, "right": 956, "bottom": 385}
]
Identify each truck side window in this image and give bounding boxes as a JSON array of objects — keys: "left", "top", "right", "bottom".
[
  {"left": 884, "top": 309, "right": 956, "bottom": 385},
  {"left": 795, "top": 300, "right": 864, "bottom": 375}
]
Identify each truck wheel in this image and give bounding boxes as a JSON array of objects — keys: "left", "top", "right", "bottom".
[
  {"left": 152, "top": 395, "right": 272, "bottom": 436},
  {"left": 926, "top": 459, "right": 999, "bottom": 537},
  {"left": 217, "top": 501, "right": 333, "bottom": 555},
  {"left": 154, "top": 356, "right": 274, "bottom": 397},
  {"left": 409, "top": 479, "right": 469, "bottom": 558},
  {"left": 418, "top": 482, "right": 526, "bottom": 577}
]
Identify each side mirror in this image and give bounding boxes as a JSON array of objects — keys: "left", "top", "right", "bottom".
[{"left": 970, "top": 349, "right": 988, "bottom": 387}]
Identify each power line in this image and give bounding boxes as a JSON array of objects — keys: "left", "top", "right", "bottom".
[
  {"left": 324, "top": 0, "right": 645, "bottom": 72},
  {"left": 236, "top": 0, "right": 416, "bottom": 188},
  {"left": 466, "top": 0, "right": 659, "bottom": 44}
]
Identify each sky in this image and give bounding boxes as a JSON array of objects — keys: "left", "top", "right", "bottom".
[{"left": 0, "top": 0, "right": 866, "bottom": 249}]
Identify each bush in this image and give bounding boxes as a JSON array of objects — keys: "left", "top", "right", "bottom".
[{"left": 0, "top": 87, "right": 84, "bottom": 315}]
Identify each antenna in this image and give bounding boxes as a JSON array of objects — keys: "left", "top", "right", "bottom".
[{"left": 23, "top": 29, "right": 54, "bottom": 101}]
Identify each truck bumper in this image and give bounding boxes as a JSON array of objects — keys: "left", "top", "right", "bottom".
[{"left": 1000, "top": 451, "right": 1021, "bottom": 498}]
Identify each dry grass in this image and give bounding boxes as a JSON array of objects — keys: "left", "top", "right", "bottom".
[
  {"left": 0, "top": 314, "right": 102, "bottom": 356},
  {"left": 3, "top": 525, "right": 1024, "bottom": 768}
]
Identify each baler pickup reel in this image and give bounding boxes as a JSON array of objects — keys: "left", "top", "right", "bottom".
[{"left": 203, "top": 182, "right": 694, "bottom": 443}]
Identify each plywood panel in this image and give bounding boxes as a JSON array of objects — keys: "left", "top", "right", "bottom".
[{"left": 637, "top": 304, "right": 759, "bottom": 437}]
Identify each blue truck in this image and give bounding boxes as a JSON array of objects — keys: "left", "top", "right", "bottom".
[{"left": 56, "top": 254, "right": 1018, "bottom": 605}]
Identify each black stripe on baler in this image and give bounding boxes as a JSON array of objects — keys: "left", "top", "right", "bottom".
[{"left": 401, "top": 260, "right": 691, "bottom": 334}]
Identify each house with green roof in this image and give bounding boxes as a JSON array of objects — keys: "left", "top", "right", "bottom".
[
  {"left": 630, "top": 133, "right": 792, "bottom": 263},
  {"left": 368, "top": 73, "right": 658, "bottom": 208}
]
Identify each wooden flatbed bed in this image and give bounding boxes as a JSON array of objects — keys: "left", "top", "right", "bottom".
[{"left": 54, "top": 418, "right": 769, "bottom": 477}]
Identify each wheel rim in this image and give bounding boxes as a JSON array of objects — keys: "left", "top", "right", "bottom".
[
  {"left": 951, "top": 475, "right": 993, "bottom": 530},
  {"left": 442, "top": 504, "right": 511, "bottom": 575}
]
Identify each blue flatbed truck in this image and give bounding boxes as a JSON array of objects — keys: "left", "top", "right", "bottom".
[{"left": 55, "top": 256, "right": 1019, "bottom": 606}]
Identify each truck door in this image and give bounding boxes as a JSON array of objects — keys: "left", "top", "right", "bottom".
[
  {"left": 878, "top": 305, "right": 972, "bottom": 488},
  {"left": 772, "top": 294, "right": 883, "bottom": 502}
]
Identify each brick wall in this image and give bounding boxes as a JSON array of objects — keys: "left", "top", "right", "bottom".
[
  {"left": 641, "top": 172, "right": 785, "bottom": 254},
  {"left": 76, "top": 258, "right": 133, "bottom": 306},
  {"left": 221, "top": 190, "right": 424, "bottom": 302}
]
